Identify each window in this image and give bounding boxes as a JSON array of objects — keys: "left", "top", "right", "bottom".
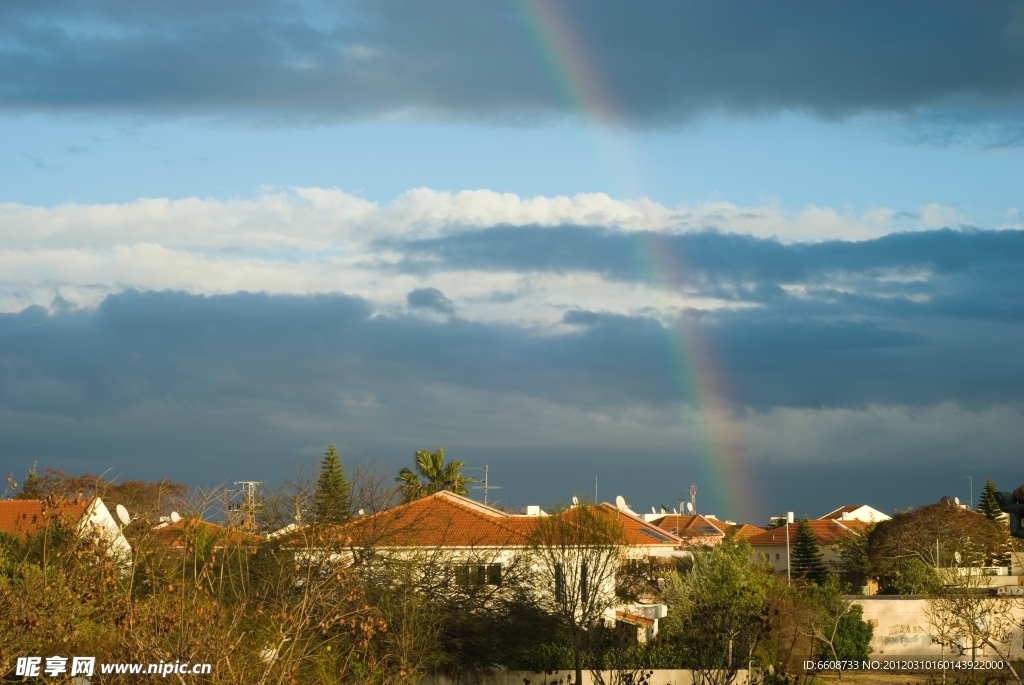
[
  {"left": 775, "top": 554, "right": 780, "bottom": 560},
  {"left": 455, "top": 563, "right": 502, "bottom": 586},
  {"left": 555, "top": 564, "right": 565, "bottom": 602},
  {"left": 580, "top": 563, "right": 589, "bottom": 605}
]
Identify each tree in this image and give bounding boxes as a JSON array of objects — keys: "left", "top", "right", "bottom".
[
  {"left": 925, "top": 569, "right": 1024, "bottom": 684},
  {"left": 804, "top": 577, "right": 873, "bottom": 675},
  {"left": 313, "top": 445, "right": 351, "bottom": 524},
  {"left": 791, "top": 518, "right": 828, "bottom": 585},
  {"left": 979, "top": 478, "right": 1004, "bottom": 524},
  {"left": 869, "top": 498, "right": 1004, "bottom": 575},
  {"left": 661, "top": 540, "right": 773, "bottom": 685},
  {"left": 529, "top": 503, "right": 628, "bottom": 685},
  {"left": 396, "top": 448, "right": 473, "bottom": 502}
]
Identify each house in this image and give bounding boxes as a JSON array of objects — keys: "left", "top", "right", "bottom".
[
  {"left": 722, "top": 523, "right": 766, "bottom": 540},
  {"left": 150, "top": 517, "right": 262, "bottom": 551},
  {"left": 0, "top": 497, "right": 131, "bottom": 562},
  {"left": 746, "top": 519, "right": 860, "bottom": 575},
  {"left": 284, "top": 491, "right": 683, "bottom": 642},
  {"left": 819, "top": 504, "right": 890, "bottom": 523},
  {"left": 649, "top": 514, "right": 726, "bottom": 547}
]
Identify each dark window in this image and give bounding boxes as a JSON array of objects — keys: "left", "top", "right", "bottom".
[
  {"left": 580, "top": 563, "right": 589, "bottom": 605},
  {"left": 456, "top": 563, "right": 502, "bottom": 586}
]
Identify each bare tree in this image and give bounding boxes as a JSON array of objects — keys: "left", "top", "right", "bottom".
[
  {"left": 529, "top": 503, "right": 630, "bottom": 685},
  {"left": 925, "top": 568, "right": 1024, "bottom": 685}
]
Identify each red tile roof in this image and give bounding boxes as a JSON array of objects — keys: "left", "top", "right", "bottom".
[
  {"left": 150, "top": 519, "right": 262, "bottom": 548},
  {"left": 0, "top": 498, "right": 91, "bottom": 539},
  {"left": 650, "top": 514, "right": 725, "bottom": 540},
  {"left": 820, "top": 505, "right": 862, "bottom": 520},
  {"left": 746, "top": 519, "right": 857, "bottom": 546},
  {"left": 339, "top": 492, "right": 534, "bottom": 548},
  {"left": 725, "top": 523, "right": 765, "bottom": 540},
  {"left": 312, "top": 493, "right": 683, "bottom": 549}
]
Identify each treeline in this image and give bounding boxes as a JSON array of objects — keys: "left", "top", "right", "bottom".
[{"left": 1, "top": 453, "right": 873, "bottom": 685}]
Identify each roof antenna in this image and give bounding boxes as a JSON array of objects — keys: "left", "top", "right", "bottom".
[
  {"left": 468, "top": 465, "right": 502, "bottom": 506},
  {"left": 690, "top": 484, "right": 697, "bottom": 515}
]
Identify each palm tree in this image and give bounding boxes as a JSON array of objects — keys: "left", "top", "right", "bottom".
[{"left": 396, "top": 448, "right": 473, "bottom": 502}]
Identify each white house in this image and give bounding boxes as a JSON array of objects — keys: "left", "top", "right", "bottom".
[
  {"left": 0, "top": 496, "right": 131, "bottom": 562},
  {"left": 286, "top": 491, "right": 682, "bottom": 642}
]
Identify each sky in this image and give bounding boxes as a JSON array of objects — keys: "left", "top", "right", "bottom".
[{"left": 1, "top": 0, "right": 1023, "bottom": 524}]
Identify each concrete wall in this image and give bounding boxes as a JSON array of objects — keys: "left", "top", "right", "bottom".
[
  {"left": 853, "top": 596, "right": 1024, "bottom": 660},
  {"left": 421, "top": 670, "right": 749, "bottom": 685}
]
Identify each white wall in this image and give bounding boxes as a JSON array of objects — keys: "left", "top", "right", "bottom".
[
  {"left": 421, "top": 669, "right": 749, "bottom": 685},
  {"left": 853, "top": 597, "right": 1024, "bottom": 660}
]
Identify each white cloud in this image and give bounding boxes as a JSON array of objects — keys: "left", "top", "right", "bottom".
[{"left": 0, "top": 187, "right": 961, "bottom": 315}]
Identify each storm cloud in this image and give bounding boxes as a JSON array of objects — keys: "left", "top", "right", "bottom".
[{"left": 1, "top": 1, "right": 1022, "bottom": 125}]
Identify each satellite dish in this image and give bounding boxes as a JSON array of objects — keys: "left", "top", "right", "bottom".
[
  {"left": 673, "top": 508, "right": 678, "bottom": 514},
  {"left": 955, "top": 551, "right": 962, "bottom": 564},
  {"left": 115, "top": 504, "right": 130, "bottom": 526},
  {"left": 615, "top": 495, "right": 627, "bottom": 511},
  {"left": 572, "top": 496, "right": 579, "bottom": 506},
  {"left": 651, "top": 506, "right": 656, "bottom": 514},
  {"left": 169, "top": 511, "right": 181, "bottom": 524},
  {"left": 685, "top": 502, "right": 694, "bottom": 514},
  {"left": 954, "top": 497, "right": 961, "bottom": 506},
  {"left": 358, "top": 508, "right": 365, "bottom": 516}
]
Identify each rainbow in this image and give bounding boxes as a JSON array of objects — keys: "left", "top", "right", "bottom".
[{"left": 514, "top": 0, "right": 758, "bottom": 524}]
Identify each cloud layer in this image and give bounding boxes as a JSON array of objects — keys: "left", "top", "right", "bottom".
[
  {"left": 1, "top": 1, "right": 1022, "bottom": 125},
  {"left": 1, "top": 187, "right": 1022, "bottom": 518}
]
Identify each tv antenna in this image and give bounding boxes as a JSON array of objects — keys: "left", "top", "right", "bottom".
[
  {"left": 235, "top": 481, "right": 263, "bottom": 528},
  {"left": 689, "top": 484, "right": 697, "bottom": 515},
  {"left": 468, "top": 466, "right": 501, "bottom": 506}
]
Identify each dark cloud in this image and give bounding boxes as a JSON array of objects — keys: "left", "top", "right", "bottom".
[
  {"left": 0, "top": 1, "right": 1021, "bottom": 124},
  {"left": 406, "top": 287, "right": 454, "bottom": 315},
  {"left": 397, "top": 226, "right": 1024, "bottom": 312},
  {"left": 1, "top": 285, "right": 1021, "bottom": 520}
]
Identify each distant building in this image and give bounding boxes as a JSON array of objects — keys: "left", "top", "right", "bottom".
[
  {"left": 0, "top": 497, "right": 131, "bottom": 562},
  {"left": 649, "top": 514, "right": 726, "bottom": 547},
  {"left": 819, "top": 504, "right": 890, "bottom": 523},
  {"left": 746, "top": 519, "right": 861, "bottom": 575}
]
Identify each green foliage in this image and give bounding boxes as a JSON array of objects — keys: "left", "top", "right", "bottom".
[
  {"left": 979, "top": 478, "right": 1003, "bottom": 524},
  {"left": 313, "top": 444, "right": 352, "bottom": 524},
  {"left": 829, "top": 603, "right": 873, "bottom": 661},
  {"left": 511, "top": 641, "right": 577, "bottom": 671},
  {"left": 805, "top": 577, "right": 873, "bottom": 663},
  {"left": 884, "top": 557, "right": 942, "bottom": 595},
  {"left": 791, "top": 517, "right": 828, "bottom": 585},
  {"left": 395, "top": 447, "right": 473, "bottom": 502},
  {"left": 660, "top": 539, "right": 773, "bottom": 680}
]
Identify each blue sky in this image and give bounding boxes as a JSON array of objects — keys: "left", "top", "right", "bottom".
[{"left": 1, "top": 0, "right": 1023, "bottom": 522}]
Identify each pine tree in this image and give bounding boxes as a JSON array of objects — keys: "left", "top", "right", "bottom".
[
  {"left": 790, "top": 517, "right": 828, "bottom": 585},
  {"left": 314, "top": 445, "right": 351, "bottom": 524},
  {"left": 978, "top": 478, "right": 1003, "bottom": 524}
]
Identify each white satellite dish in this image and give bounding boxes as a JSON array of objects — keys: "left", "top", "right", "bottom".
[
  {"left": 685, "top": 502, "right": 694, "bottom": 514},
  {"left": 955, "top": 551, "right": 962, "bottom": 564},
  {"left": 358, "top": 508, "right": 365, "bottom": 516},
  {"left": 572, "top": 496, "right": 579, "bottom": 506},
  {"left": 954, "top": 497, "right": 960, "bottom": 506},
  {"left": 651, "top": 506, "right": 656, "bottom": 514},
  {"left": 169, "top": 511, "right": 181, "bottom": 524},
  {"left": 615, "top": 495, "right": 627, "bottom": 511},
  {"left": 673, "top": 508, "right": 678, "bottom": 514},
  {"left": 115, "top": 504, "right": 130, "bottom": 526}
]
